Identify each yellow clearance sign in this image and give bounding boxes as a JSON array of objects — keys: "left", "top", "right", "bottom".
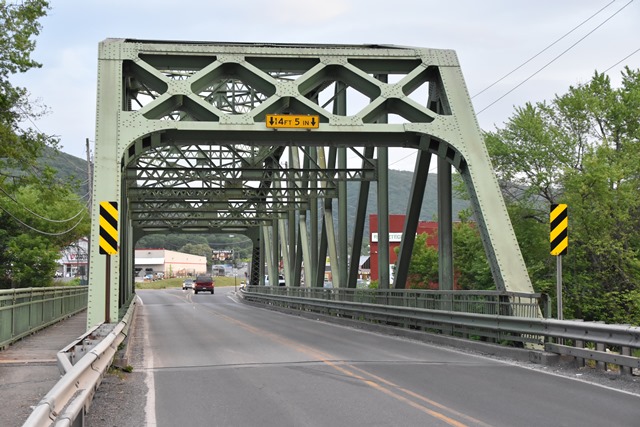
[
  {"left": 99, "top": 201, "right": 118, "bottom": 255},
  {"left": 266, "top": 114, "right": 320, "bottom": 129}
]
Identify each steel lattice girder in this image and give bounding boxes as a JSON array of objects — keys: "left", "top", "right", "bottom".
[{"left": 87, "top": 39, "right": 536, "bottom": 327}]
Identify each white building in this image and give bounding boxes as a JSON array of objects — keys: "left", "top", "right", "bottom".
[
  {"left": 135, "top": 248, "right": 207, "bottom": 279},
  {"left": 58, "top": 237, "right": 89, "bottom": 278},
  {"left": 58, "top": 241, "right": 207, "bottom": 280}
]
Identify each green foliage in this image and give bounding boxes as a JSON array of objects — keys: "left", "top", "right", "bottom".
[
  {"left": 0, "top": 1, "right": 56, "bottom": 182},
  {"left": 180, "top": 242, "right": 214, "bottom": 270},
  {"left": 0, "top": 3, "right": 92, "bottom": 289},
  {"left": 0, "top": 185, "right": 89, "bottom": 288},
  {"left": 179, "top": 242, "right": 212, "bottom": 257},
  {"left": 58, "top": 277, "right": 84, "bottom": 287},
  {"left": 402, "top": 233, "right": 438, "bottom": 289},
  {"left": 7, "top": 233, "right": 57, "bottom": 287},
  {"left": 451, "top": 217, "right": 494, "bottom": 290},
  {"left": 0, "top": 0, "right": 49, "bottom": 78},
  {"left": 484, "top": 67, "right": 640, "bottom": 324}
]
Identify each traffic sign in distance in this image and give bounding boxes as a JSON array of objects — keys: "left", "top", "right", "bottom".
[
  {"left": 99, "top": 201, "right": 118, "bottom": 255},
  {"left": 266, "top": 114, "right": 320, "bottom": 129},
  {"left": 550, "top": 203, "right": 568, "bottom": 256}
]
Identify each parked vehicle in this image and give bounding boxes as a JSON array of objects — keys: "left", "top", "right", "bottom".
[
  {"left": 182, "top": 278, "right": 194, "bottom": 290},
  {"left": 264, "top": 275, "right": 286, "bottom": 286},
  {"left": 194, "top": 275, "right": 214, "bottom": 294}
]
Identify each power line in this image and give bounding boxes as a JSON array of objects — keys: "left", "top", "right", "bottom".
[
  {"left": 0, "top": 186, "right": 87, "bottom": 223},
  {"left": 602, "top": 47, "right": 640, "bottom": 73},
  {"left": 477, "top": 0, "right": 635, "bottom": 116},
  {"left": 389, "top": 150, "right": 417, "bottom": 167},
  {"left": 472, "top": 0, "right": 617, "bottom": 99},
  {"left": 0, "top": 202, "right": 86, "bottom": 236},
  {"left": 390, "top": 49, "right": 640, "bottom": 170}
]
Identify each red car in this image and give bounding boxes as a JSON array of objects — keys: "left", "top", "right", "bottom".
[{"left": 194, "top": 275, "right": 214, "bottom": 294}]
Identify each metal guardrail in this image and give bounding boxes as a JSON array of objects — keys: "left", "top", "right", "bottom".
[
  {"left": 0, "top": 287, "right": 88, "bottom": 349},
  {"left": 247, "top": 287, "right": 546, "bottom": 318},
  {"left": 22, "top": 297, "right": 137, "bottom": 427},
  {"left": 242, "top": 286, "right": 640, "bottom": 374}
]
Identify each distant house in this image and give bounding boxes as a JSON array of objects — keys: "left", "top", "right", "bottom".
[{"left": 358, "top": 256, "right": 371, "bottom": 281}]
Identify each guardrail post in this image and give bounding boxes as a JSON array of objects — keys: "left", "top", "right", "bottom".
[
  {"left": 575, "top": 339, "right": 585, "bottom": 367},
  {"left": 541, "top": 293, "right": 551, "bottom": 318},
  {"left": 596, "top": 342, "right": 606, "bottom": 371},
  {"left": 12, "top": 291, "right": 16, "bottom": 341},
  {"left": 621, "top": 346, "right": 631, "bottom": 376}
]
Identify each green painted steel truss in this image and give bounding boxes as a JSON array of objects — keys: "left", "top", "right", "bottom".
[{"left": 87, "top": 39, "right": 535, "bottom": 327}]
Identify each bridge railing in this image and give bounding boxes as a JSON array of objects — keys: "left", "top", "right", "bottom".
[
  {"left": 248, "top": 287, "right": 546, "bottom": 318},
  {"left": 242, "top": 286, "right": 639, "bottom": 376},
  {"left": 0, "top": 287, "right": 88, "bottom": 349}
]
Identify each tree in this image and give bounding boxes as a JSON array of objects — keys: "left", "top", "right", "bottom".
[
  {"left": 0, "top": 1, "right": 55, "bottom": 186},
  {"left": 179, "top": 243, "right": 213, "bottom": 272},
  {"left": 0, "top": 2, "right": 91, "bottom": 288},
  {"left": 451, "top": 212, "right": 494, "bottom": 291},
  {"left": 482, "top": 67, "right": 640, "bottom": 323},
  {"left": 7, "top": 233, "right": 58, "bottom": 287},
  {"left": 399, "top": 232, "right": 439, "bottom": 289},
  {"left": 0, "top": 184, "right": 89, "bottom": 288}
]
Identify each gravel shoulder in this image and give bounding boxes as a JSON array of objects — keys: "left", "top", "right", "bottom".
[{"left": 85, "top": 305, "right": 148, "bottom": 426}]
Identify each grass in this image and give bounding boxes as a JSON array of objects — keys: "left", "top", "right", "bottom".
[{"left": 135, "top": 276, "right": 241, "bottom": 290}]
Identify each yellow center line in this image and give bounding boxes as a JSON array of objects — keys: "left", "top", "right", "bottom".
[
  {"left": 348, "top": 365, "right": 493, "bottom": 427},
  {"left": 321, "top": 359, "right": 469, "bottom": 427},
  {"left": 207, "top": 302, "right": 479, "bottom": 426},
  {"left": 162, "top": 292, "right": 482, "bottom": 426}
]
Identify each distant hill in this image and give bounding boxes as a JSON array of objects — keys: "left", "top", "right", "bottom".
[
  {"left": 350, "top": 169, "right": 468, "bottom": 218},
  {"left": 41, "top": 147, "right": 90, "bottom": 199},
  {"left": 45, "top": 148, "right": 470, "bottom": 239}
]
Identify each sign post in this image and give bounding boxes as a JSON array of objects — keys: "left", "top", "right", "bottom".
[
  {"left": 99, "top": 201, "right": 118, "bottom": 323},
  {"left": 550, "top": 203, "right": 568, "bottom": 320}
]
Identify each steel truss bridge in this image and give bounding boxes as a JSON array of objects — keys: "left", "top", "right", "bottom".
[{"left": 86, "top": 39, "right": 534, "bottom": 327}]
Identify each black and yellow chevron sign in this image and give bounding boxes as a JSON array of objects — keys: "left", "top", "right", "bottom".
[
  {"left": 550, "top": 203, "right": 568, "bottom": 256},
  {"left": 99, "top": 201, "right": 118, "bottom": 255}
]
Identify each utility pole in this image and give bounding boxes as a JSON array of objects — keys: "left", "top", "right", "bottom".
[{"left": 86, "top": 138, "right": 93, "bottom": 286}]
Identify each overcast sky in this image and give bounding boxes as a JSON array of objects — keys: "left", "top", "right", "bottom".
[{"left": 12, "top": 0, "right": 640, "bottom": 172}]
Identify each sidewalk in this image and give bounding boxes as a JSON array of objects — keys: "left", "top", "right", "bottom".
[{"left": 0, "top": 311, "right": 88, "bottom": 427}]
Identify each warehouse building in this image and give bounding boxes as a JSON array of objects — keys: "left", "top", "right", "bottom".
[{"left": 134, "top": 248, "right": 207, "bottom": 280}]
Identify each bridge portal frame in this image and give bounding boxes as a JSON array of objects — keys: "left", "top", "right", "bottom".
[{"left": 87, "top": 39, "right": 533, "bottom": 327}]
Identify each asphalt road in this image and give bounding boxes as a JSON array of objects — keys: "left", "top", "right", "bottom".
[{"left": 88, "top": 287, "right": 640, "bottom": 426}]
